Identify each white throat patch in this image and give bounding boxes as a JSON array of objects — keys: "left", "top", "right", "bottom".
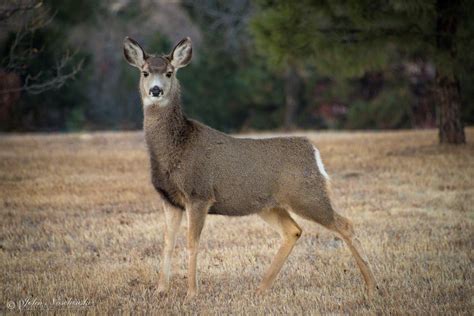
[
  {"left": 142, "top": 95, "right": 155, "bottom": 108},
  {"left": 313, "top": 146, "right": 330, "bottom": 180},
  {"left": 142, "top": 96, "right": 169, "bottom": 108}
]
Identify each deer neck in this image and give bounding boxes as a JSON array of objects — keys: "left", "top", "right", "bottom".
[{"left": 143, "top": 94, "right": 193, "bottom": 169}]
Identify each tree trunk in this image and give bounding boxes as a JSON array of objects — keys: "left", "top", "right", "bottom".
[
  {"left": 283, "top": 65, "right": 301, "bottom": 130},
  {"left": 436, "top": 73, "right": 465, "bottom": 143},
  {"left": 435, "top": 0, "right": 465, "bottom": 144}
]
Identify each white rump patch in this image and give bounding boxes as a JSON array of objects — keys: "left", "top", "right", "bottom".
[{"left": 313, "top": 146, "right": 330, "bottom": 180}]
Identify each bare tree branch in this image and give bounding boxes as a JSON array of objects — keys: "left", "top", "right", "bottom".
[
  {"left": 0, "top": 55, "right": 83, "bottom": 95},
  {"left": 0, "top": 0, "right": 83, "bottom": 95},
  {"left": 0, "top": 0, "right": 42, "bottom": 23},
  {"left": 183, "top": 0, "right": 253, "bottom": 52}
]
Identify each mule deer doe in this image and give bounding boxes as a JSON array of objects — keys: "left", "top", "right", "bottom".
[{"left": 123, "top": 37, "right": 378, "bottom": 299}]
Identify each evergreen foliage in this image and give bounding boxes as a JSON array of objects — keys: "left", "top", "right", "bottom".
[
  {"left": 251, "top": 0, "right": 474, "bottom": 134},
  {"left": 251, "top": 0, "right": 470, "bottom": 76},
  {"left": 1, "top": 1, "right": 472, "bottom": 133}
]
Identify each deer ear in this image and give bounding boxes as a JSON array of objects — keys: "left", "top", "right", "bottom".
[
  {"left": 123, "top": 37, "right": 147, "bottom": 68},
  {"left": 170, "top": 37, "right": 192, "bottom": 69}
]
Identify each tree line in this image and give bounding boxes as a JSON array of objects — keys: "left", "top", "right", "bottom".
[{"left": 1, "top": 0, "right": 473, "bottom": 144}]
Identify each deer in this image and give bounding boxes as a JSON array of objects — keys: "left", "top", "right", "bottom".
[{"left": 123, "top": 36, "right": 378, "bottom": 300}]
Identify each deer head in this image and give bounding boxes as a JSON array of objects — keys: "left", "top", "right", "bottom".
[{"left": 123, "top": 37, "right": 192, "bottom": 107}]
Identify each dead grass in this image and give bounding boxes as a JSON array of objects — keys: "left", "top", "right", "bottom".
[{"left": 0, "top": 128, "right": 473, "bottom": 314}]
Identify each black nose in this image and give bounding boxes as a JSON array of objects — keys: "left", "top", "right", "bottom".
[{"left": 149, "top": 86, "right": 163, "bottom": 97}]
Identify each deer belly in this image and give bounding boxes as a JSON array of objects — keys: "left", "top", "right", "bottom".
[{"left": 209, "top": 190, "right": 274, "bottom": 216}]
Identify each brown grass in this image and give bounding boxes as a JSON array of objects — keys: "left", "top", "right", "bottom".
[{"left": 1, "top": 128, "right": 473, "bottom": 314}]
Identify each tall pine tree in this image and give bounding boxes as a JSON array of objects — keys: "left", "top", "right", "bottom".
[{"left": 251, "top": 0, "right": 473, "bottom": 143}]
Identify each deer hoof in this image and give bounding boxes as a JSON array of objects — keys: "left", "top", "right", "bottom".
[
  {"left": 185, "top": 290, "right": 197, "bottom": 301},
  {"left": 157, "top": 283, "right": 169, "bottom": 294},
  {"left": 255, "top": 286, "right": 267, "bottom": 296}
]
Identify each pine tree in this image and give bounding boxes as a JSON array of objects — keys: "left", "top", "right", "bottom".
[{"left": 251, "top": 0, "right": 473, "bottom": 143}]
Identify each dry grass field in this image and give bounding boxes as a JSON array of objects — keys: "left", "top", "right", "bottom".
[{"left": 1, "top": 128, "right": 473, "bottom": 314}]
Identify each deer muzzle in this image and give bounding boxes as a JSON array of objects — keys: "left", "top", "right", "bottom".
[{"left": 149, "top": 86, "right": 163, "bottom": 97}]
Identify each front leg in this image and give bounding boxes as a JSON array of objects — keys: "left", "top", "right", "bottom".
[
  {"left": 185, "top": 200, "right": 212, "bottom": 299},
  {"left": 158, "top": 202, "right": 183, "bottom": 293}
]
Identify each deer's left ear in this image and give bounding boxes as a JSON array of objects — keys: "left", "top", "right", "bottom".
[{"left": 170, "top": 37, "right": 192, "bottom": 69}]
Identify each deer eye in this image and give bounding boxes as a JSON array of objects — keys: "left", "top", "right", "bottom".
[
  {"left": 166, "top": 71, "right": 172, "bottom": 78},
  {"left": 142, "top": 71, "right": 149, "bottom": 77}
]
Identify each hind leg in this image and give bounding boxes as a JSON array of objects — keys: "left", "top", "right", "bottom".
[
  {"left": 328, "top": 213, "right": 377, "bottom": 297},
  {"left": 257, "top": 208, "right": 302, "bottom": 294},
  {"left": 288, "top": 182, "right": 377, "bottom": 297}
]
